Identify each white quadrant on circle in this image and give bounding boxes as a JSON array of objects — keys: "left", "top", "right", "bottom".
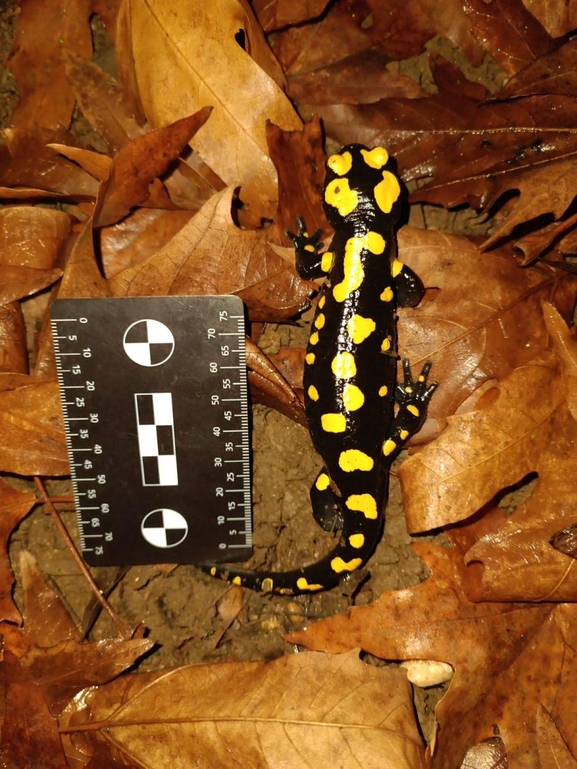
[{"left": 146, "top": 319, "right": 174, "bottom": 343}]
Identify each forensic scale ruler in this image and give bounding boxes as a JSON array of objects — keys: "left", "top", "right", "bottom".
[{"left": 51, "top": 295, "right": 252, "bottom": 566}]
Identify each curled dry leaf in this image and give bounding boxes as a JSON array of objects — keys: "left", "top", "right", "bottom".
[
  {"left": 0, "top": 381, "right": 67, "bottom": 476},
  {"left": 109, "top": 186, "right": 313, "bottom": 321},
  {"left": 118, "top": 0, "right": 302, "bottom": 217},
  {"left": 61, "top": 650, "right": 425, "bottom": 769}
]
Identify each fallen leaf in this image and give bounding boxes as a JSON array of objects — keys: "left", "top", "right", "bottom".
[
  {"left": 118, "top": 0, "right": 302, "bottom": 217},
  {"left": 7, "top": 0, "right": 92, "bottom": 130},
  {"left": 0, "top": 381, "right": 67, "bottom": 475},
  {"left": 0, "top": 650, "right": 69, "bottom": 769},
  {"left": 109, "top": 186, "right": 313, "bottom": 321},
  {"left": 286, "top": 546, "right": 576, "bottom": 768},
  {"left": 94, "top": 110, "right": 212, "bottom": 228},
  {"left": 0, "top": 482, "right": 36, "bottom": 624},
  {"left": 0, "top": 207, "right": 71, "bottom": 269},
  {"left": 61, "top": 650, "right": 426, "bottom": 769}
]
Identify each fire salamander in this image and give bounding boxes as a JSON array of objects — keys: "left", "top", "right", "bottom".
[{"left": 201, "top": 144, "right": 436, "bottom": 595}]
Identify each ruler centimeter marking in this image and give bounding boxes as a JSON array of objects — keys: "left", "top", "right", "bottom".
[{"left": 51, "top": 296, "right": 252, "bottom": 566}]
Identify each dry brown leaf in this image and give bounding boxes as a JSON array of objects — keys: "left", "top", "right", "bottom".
[
  {"left": 118, "top": 0, "right": 302, "bottom": 217},
  {"left": 246, "top": 336, "right": 306, "bottom": 426},
  {"left": 48, "top": 143, "right": 112, "bottom": 182},
  {"left": 0, "top": 650, "right": 69, "bottom": 769},
  {"left": 94, "top": 110, "right": 212, "bottom": 228},
  {"left": 57, "top": 220, "right": 109, "bottom": 299},
  {"left": 286, "top": 546, "right": 576, "bottom": 768},
  {"left": 0, "top": 481, "right": 36, "bottom": 624},
  {"left": 0, "top": 127, "right": 100, "bottom": 199},
  {"left": 0, "top": 303, "right": 27, "bottom": 374},
  {"left": 396, "top": 226, "right": 577, "bottom": 418},
  {"left": 536, "top": 706, "right": 577, "bottom": 768},
  {"left": 20, "top": 550, "right": 80, "bottom": 647},
  {"left": 7, "top": 0, "right": 92, "bottom": 130},
  {"left": 0, "top": 381, "right": 67, "bottom": 475},
  {"left": 0, "top": 207, "right": 71, "bottom": 269},
  {"left": 109, "top": 186, "right": 313, "bottom": 321},
  {"left": 64, "top": 50, "right": 144, "bottom": 152},
  {"left": 61, "top": 650, "right": 425, "bottom": 769},
  {"left": 100, "top": 208, "right": 194, "bottom": 279},
  {"left": 0, "top": 266, "right": 62, "bottom": 306},
  {"left": 542, "top": 300, "right": 577, "bottom": 419}
]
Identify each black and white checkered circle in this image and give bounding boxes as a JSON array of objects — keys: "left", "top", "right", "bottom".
[
  {"left": 141, "top": 508, "right": 188, "bottom": 548},
  {"left": 123, "top": 319, "right": 175, "bottom": 367}
]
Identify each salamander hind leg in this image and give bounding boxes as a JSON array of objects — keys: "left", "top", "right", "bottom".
[{"left": 310, "top": 469, "right": 343, "bottom": 532}]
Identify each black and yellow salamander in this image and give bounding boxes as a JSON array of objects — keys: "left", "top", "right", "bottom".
[{"left": 201, "top": 143, "right": 437, "bottom": 595}]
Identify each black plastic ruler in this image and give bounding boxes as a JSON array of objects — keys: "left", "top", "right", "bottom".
[{"left": 51, "top": 295, "right": 252, "bottom": 566}]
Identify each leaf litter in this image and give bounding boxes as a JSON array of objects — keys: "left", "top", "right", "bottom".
[{"left": 0, "top": 0, "right": 576, "bottom": 767}]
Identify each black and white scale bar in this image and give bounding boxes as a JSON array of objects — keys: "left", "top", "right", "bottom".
[
  {"left": 134, "top": 392, "right": 178, "bottom": 486},
  {"left": 51, "top": 295, "right": 252, "bottom": 566}
]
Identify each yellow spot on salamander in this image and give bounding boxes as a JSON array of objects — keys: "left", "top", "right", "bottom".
[
  {"left": 378, "top": 385, "right": 388, "bottom": 397},
  {"left": 346, "top": 494, "right": 378, "bottom": 519},
  {"left": 210, "top": 567, "right": 217, "bottom": 576},
  {"left": 304, "top": 244, "right": 316, "bottom": 252},
  {"left": 305, "top": 352, "right": 315, "bottom": 364},
  {"left": 261, "top": 578, "right": 274, "bottom": 593},
  {"left": 327, "top": 150, "right": 353, "bottom": 176},
  {"left": 315, "top": 473, "right": 330, "bottom": 491},
  {"left": 339, "top": 449, "right": 374, "bottom": 472},
  {"left": 347, "top": 314, "right": 376, "bottom": 344},
  {"left": 232, "top": 576, "right": 242, "bottom": 586},
  {"left": 331, "top": 556, "right": 363, "bottom": 573},
  {"left": 392, "top": 259, "right": 403, "bottom": 278},
  {"left": 318, "top": 295, "right": 326, "bottom": 309},
  {"left": 314, "top": 313, "right": 325, "bottom": 329},
  {"left": 332, "top": 232, "right": 385, "bottom": 303},
  {"left": 380, "top": 286, "right": 394, "bottom": 302},
  {"left": 321, "top": 251, "right": 335, "bottom": 272},
  {"left": 381, "top": 337, "right": 391, "bottom": 352},
  {"left": 331, "top": 351, "right": 357, "bottom": 379},
  {"left": 308, "top": 385, "right": 319, "bottom": 401},
  {"left": 321, "top": 413, "right": 347, "bottom": 433},
  {"left": 348, "top": 533, "right": 365, "bottom": 549},
  {"left": 361, "top": 146, "right": 389, "bottom": 169},
  {"left": 310, "top": 331, "right": 319, "bottom": 345},
  {"left": 343, "top": 383, "right": 364, "bottom": 411},
  {"left": 325, "top": 177, "right": 358, "bottom": 217},
  {"left": 400, "top": 429, "right": 409, "bottom": 440},
  {"left": 407, "top": 404, "right": 420, "bottom": 417},
  {"left": 374, "top": 170, "right": 401, "bottom": 214},
  {"left": 366, "top": 231, "right": 386, "bottom": 254},
  {"left": 296, "top": 577, "right": 324, "bottom": 591},
  {"left": 383, "top": 439, "right": 397, "bottom": 456}
]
